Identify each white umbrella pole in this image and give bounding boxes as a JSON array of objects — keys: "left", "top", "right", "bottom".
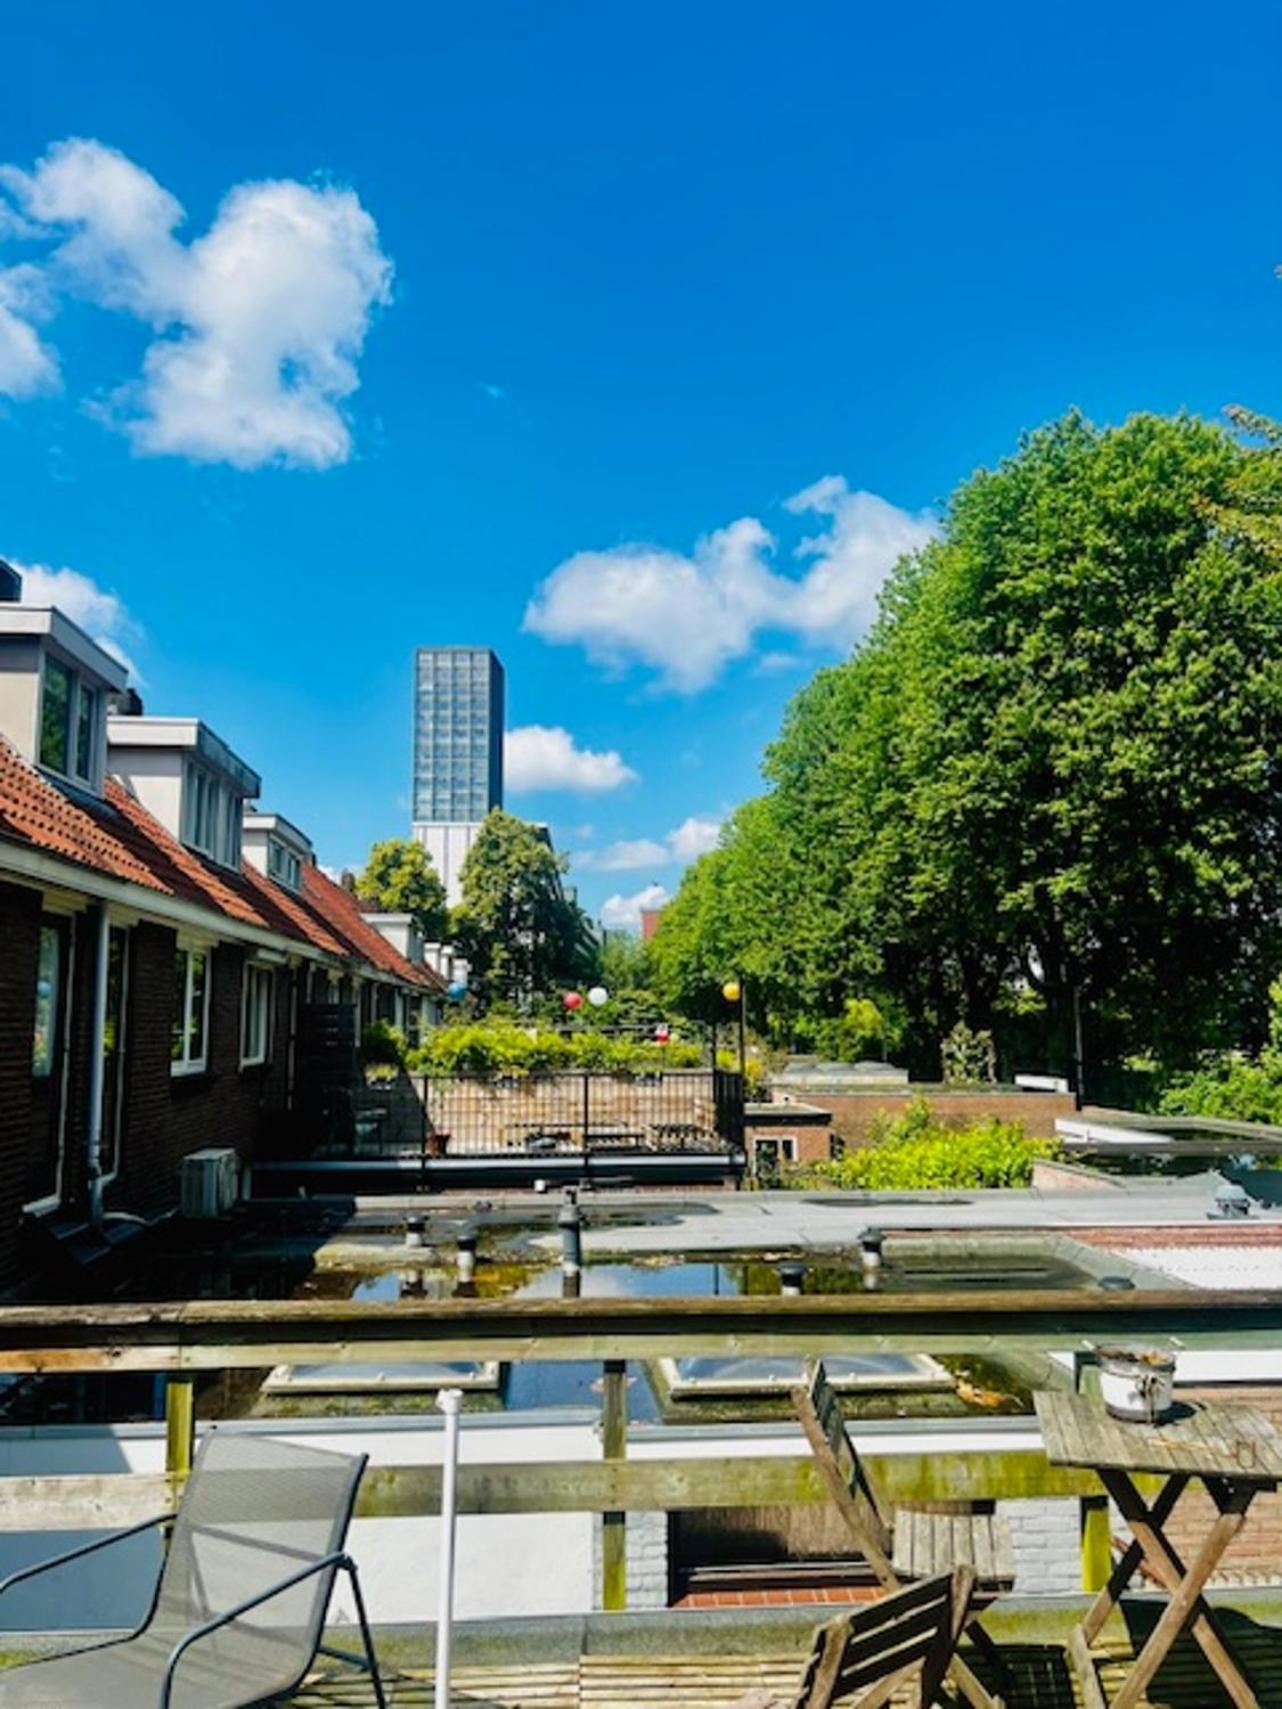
[{"left": 435, "top": 1388, "right": 463, "bottom": 1709}]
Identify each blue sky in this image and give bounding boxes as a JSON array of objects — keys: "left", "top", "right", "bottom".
[{"left": 3, "top": 1, "right": 1282, "bottom": 924}]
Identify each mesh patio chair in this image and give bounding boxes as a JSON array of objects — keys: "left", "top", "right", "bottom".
[{"left": 0, "top": 1430, "right": 386, "bottom": 1709}]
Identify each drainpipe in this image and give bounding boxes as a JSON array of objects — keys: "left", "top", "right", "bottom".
[{"left": 86, "top": 905, "right": 111, "bottom": 1229}]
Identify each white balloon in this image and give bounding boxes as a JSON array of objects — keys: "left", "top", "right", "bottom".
[{"left": 587, "top": 985, "right": 609, "bottom": 1007}]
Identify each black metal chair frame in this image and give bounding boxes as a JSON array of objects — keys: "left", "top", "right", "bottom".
[{"left": 0, "top": 1441, "right": 387, "bottom": 1709}]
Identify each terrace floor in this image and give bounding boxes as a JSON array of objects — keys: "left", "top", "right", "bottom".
[{"left": 285, "top": 1625, "right": 1282, "bottom": 1706}]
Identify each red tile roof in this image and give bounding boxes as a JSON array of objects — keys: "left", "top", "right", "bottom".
[
  {"left": 0, "top": 735, "right": 441, "bottom": 992},
  {"left": 0, "top": 733, "right": 166, "bottom": 892},
  {"left": 300, "top": 863, "right": 444, "bottom": 990}
]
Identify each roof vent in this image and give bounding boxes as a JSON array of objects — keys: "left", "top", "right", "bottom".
[
  {"left": 0, "top": 560, "right": 20, "bottom": 603},
  {"left": 109, "top": 686, "right": 145, "bottom": 717}
]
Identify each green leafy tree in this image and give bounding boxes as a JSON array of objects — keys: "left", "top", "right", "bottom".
[
  {"left": 355, "top": 838, "right": 448, "bottom": 941},
  {"left": 659, "top": 409, "right": 1282, "bottom": 1084},
  {"left": 451, "top": 810, "right": 599, "bottom": 1008}
]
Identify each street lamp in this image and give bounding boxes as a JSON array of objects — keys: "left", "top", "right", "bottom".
[{"left": 722, "top": 976, "right": 747, "bottom": 1087}]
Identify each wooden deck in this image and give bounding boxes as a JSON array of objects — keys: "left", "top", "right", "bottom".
[{"left": 284, "top": 1620, "right": 1282, "bottom": 1707}]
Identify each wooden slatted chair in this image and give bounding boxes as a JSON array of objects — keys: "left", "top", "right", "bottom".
[
  {"left": 730, "top": 1568, "right": 977, "bottom": 1709},
  {"left": 792, "top": 1359, "right": 1012, "bottom": 1709}
]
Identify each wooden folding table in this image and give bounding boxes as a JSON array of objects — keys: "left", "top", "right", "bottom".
[{"left": 1035, "top": 1389, "right": 1282, "bottom": 1709}]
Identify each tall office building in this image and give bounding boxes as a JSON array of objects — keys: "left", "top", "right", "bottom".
[{"left": 411, "top": 647, "right": 505, "bottom": 906}]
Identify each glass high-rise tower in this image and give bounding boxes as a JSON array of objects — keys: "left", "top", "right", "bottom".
[
  {"left": 412, "top": 647, "right": 505, "bottom": 820},
  {"left": 411, "top": 648, "right": 505, "bottom": 907}
]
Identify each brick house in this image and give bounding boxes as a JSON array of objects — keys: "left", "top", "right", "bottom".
[{"left": 0, "top": 581, "right": 443, "bottom": 1294}]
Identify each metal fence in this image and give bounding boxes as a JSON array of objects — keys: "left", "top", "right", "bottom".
[{"left": 332, "top": 1068, "right": 741, "bottom": 1159}]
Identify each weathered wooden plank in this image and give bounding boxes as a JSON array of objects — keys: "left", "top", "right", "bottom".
[
  {"left": 3, "top": 1288, "right": 1282, "bottom": 1373},
  {"left": 1035, "top": 1392, "right": 1282, "bottom": 1481},
  {"left": 600, "top": 1359, "right": 627, "bottom": 1614},
  {"left": 0, "top": 1447, "right": 1106, "bottom": 1531}
]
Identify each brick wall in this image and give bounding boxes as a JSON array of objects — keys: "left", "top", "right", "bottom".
[
  {"left": 591, "top": 1510, "right": 669, "bottom": 1610},
  {"left": 773, "top": 1088, "right": 1075, "bottom": 1146},
  {"left": 108, "top": 924, "right": 293, "bottom": 1219},
  {"left": 0, "top": 887, "right": 299, "bottom": 1291}
]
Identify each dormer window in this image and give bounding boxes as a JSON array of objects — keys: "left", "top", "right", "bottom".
[
  {"left": 241, "top": 810, "right": 313, "bottom": 892},
  {"left": 38, "top": 654, "right": 102, "bottom": 786},
  {"left": 268, "top": 837, "right": 302, "bottom": 891},
  {"left": 182, "top": 760, "right": 243, "bottom": 868}
]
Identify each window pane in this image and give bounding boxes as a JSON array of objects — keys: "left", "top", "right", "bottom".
[
  {"left": 189, "top": 951, "right": 208, "bottom": 1063},
  {"left": 32, "top": 925, "right": 61, "bottom": 1077},
  {"left": 172, "top": 953, "right": 188, "bottom": 1061},
  {"left": 39, "top": 658, "right": 71, "bottom": 772},
  {"left": 74, "top": 685, "right": 97, "bottom": 780}
]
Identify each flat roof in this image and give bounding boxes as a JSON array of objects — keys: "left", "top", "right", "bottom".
[
  {"left": 0, "top": 606, "right": 129, "bottom": 691},
  {"left": 107, "top": 715, "right": 261, "bottom": 796}
]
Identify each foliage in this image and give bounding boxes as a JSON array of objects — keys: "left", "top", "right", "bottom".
[
  {"left": 657, "top": 409, "right": 1282, "bottom": 1083},
  {"left": 803, "top": 1097, "right": 1056, "bottom": 1190},
  {"left": 355, "top": 839, "right": 447, "bottom": 941},
  {"left": 360, "top": 1020, "right": 408, "bottom": 1070},
  {"left": 450, "top": 810, "right": 600, "bottom": 1009},
  {"left": 1158, "top": 1058, "right": 1282, "bottom": 1126},
  {"left": 408, "top": 1020, "right": 702, "bottom": 1078},
  {"left": 805, "top": 997, "right": 899, "bottom": 1064},
  {"left": 940, "top": 1021, "right": 997, "bottom": 1085},
  {"left": 1158, "top": 980, "right": 1282, "bottom": 1124}
]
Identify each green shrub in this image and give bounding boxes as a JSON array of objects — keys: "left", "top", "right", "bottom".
[
  {"left": 407, "top": 1021, "right": 702, "bottom": 1078},
  {"left": 1159, "top": 1054, "right": 1282, "bottom": 1125},
  {"left": 360, "top": 1021, "right": 408, "bottom": 1070},
  {"left": 803, "top": 1096, "right": 1056, "bottom": 1190}
]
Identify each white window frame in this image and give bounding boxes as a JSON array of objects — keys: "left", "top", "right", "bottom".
[
  {"left": 181, "top": 761, "right": 243, "bottom": 869},
  {"left": 172, "top": 945, "right": 211, "bottom": 1076},
  {"left": 37, "top": 652, "right": 102, "bottom": 789},
  {"left": 267, "top": 837, "right": 302, "bottom": 891},
  {"left": 241, "top": 961, "right": 273, "bottom": 1067}
]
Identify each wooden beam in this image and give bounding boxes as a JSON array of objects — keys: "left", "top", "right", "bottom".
[
  {"left": 0, "top": 1448, "right": 1110, "bottom": 1531},
  {"left": 600, "top": 1359, "right": 628, "bottom": 1612},
  {"left": 1, "top": 1288, "right": 1280, "bottom": 1372}
]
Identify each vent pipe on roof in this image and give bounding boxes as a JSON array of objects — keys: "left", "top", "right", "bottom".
[{"left": 0, "top": 560, "right": 20, "bottom": 602}]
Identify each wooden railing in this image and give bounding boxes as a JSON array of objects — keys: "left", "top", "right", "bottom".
[{"left": 3, "top": 1287, "right": 1281, "bottom": 1606}]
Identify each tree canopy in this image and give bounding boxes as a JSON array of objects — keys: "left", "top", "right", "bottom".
[
  {"left": 653, "top": 410, "right": 1282, "bottom": 1089},
  {"left": 355, "top": 837, "right": 448, "bottom": 941},
  {"left": 451, "top": 810, "right": 599, "bottom": 1008}
]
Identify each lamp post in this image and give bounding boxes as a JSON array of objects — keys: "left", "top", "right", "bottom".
[{"left": 722, "top": 977, "right": 746, "bottom": 1087}]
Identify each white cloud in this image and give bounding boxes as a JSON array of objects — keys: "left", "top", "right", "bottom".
[
  {"left": 0, "top": 138, "right": 392, "bottom": 468},
  {"left": 578, "top": 838, "right": 670, "bottom": 872},
  {"left": 524, "top": 481, "right": 936, "bottom": 691},
  {"left": 667, "top": 814, "right": 722, "bottom": 861},
  {"left": 504, "top": 725, "right": 638, "bottom": 793},
  {"left": 0, "top": 265, "right": 58, "bottom": 397},
  {"left": 576, "top": 813, "right": 722, "bottom": 872},
  {"left": 10, "top": 559, "right": 143, "bottom": 680},
  {"left": 600, "top": 882, "right": 669, "bottom": 931},
  {"left": 524, "top": 517, "right": 777, "bottom": 693},
  {"left": 784, "top": 477, "right": 936, "bottom": 642}
]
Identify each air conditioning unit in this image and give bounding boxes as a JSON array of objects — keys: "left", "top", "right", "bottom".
[{"left": 180, "top": 1148, "right": 240, "bottom": 1219}]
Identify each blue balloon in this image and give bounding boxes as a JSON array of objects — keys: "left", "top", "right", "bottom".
[{"left": 447, "top": 980, "right": 468, "bottom": 1001}]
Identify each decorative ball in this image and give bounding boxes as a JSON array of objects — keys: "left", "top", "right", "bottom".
[
  {"left": 587, "top": 985, "right": 609, "bottom": 1008},
  {"left": 447, "top": 980, "right": 468, "bottom": 1001},
  {"left": 722, "top": 979, "right": 742, "bottom": 1004},
  {"left": 563, "top": 990, "right": 583, "bottom": 1010}
]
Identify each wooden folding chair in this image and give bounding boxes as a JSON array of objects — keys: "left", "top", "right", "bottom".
[
  {"left": 730, "top": 1568, "right": 978, "bottom": 1709},
  {"left": 792, "top": 1359, "right": 1012, "bottom": 1709}
]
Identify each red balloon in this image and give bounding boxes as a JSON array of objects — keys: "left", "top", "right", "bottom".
[{"left": 563, "top": 991, "right": 584, "bottom": 1010}]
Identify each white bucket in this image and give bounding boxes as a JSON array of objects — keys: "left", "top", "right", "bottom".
[{"left": 1096, "top": 1346, "right": 1177, "bottom": 1422}]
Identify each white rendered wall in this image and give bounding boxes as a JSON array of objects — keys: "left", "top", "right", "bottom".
[{"left": 412, "top": 822, "right": 483, "bottom": 908}]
